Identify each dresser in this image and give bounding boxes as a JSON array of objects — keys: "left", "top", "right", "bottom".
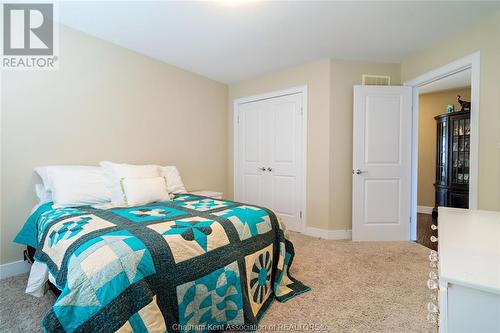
[{"left": 436, "top": 208, "right": 500, "bottom": 332}]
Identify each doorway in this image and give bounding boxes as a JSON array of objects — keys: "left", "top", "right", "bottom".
[
  {"left": 404, "top": 52, "right": 480, "bottom": 241},
  {"left": 417, "top": 70, "right": 471, "bottom": 248}
]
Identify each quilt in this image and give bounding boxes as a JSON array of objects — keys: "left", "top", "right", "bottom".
[{"left": 15, "top": 194, "right": 309, "bottom": 332}]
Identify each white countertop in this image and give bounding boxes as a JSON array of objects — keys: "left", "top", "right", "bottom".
[{"left": 438, "top": 207, "right": 500, "bottom": 294}]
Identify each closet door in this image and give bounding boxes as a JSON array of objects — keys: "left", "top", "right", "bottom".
[
  {"left": 235, "top": 92, "right": 304, "bottom": 232},
  {"left": 265, "top": 94, "right": 303, "bottom": 232},
  {"left": 236, "top": 100, "right": 268, "bottom": 207}
]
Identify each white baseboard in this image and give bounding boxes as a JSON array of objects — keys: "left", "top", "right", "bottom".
[
  {"left": 0, "top": 260, "right": 30, "bottom": 279},
  {"left": 304, "top": 227, "right": 352, "bottom": 240},
  {"left": 417, "top": 205, "right": 434, "bottom": 214}
]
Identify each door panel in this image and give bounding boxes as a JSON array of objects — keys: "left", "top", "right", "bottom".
[
  {"left": 364, "top": 179, "right": 400, "bottom": 224},
  {"left": 238, "top": 101, "right": 266, "bottom": 207},
  {"left": 244, "top": 109, "right": 261, "bottom": 162},
  {"left": 273, "top": 102, "right": 296, "bottom": 162},
  {"left": 365, "top": 95, "right": 402, "bottom": 164},
  {"left": 243, "top": 174, "right": 263, "bottom": 206},
  {"left": 272, "top": 175, "right": 295, "bottom": 216},
  {"left": 267, "top": 94, "right": 302, "bottom": 232},
  {"left": 353, "top": 86, "right": 412, "bottom": 241},
  {"left": 236, "top": 92, "right": 304, "bottom": 232}
]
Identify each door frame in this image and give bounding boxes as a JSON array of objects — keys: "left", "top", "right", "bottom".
[
  {"left": 233, "top": 85, "right": 308, "bottom": 233},
  {"left": 404, "top": 51, "right": 480, "bottom": 240}
]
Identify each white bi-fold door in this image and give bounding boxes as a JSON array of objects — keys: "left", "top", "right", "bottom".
[
  {"left": 235, "top": 91, "right": 305, "bottom": 232},
  {"left": 352, "top": 86, "right": 413, "bottom": 241}
]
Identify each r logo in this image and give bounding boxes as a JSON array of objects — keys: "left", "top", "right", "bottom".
[{"left": 3, "top": 3, "right": 53, "bottom": 56}]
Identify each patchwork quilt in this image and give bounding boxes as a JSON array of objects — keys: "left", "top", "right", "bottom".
[{"left": 15, "top": 194, "right": 309, "bottom": 332}]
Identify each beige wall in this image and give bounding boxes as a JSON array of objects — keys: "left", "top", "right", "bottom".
[
  {"left": 418, "top": 88, "right": 471, "bottom": 207},
  {"left": 227, "top": 59, "right": 400, "bottom": 231},
  {"left": 0, "top": 25, "right": 228, "bottom": 265},
  {"left": 402, "top": 11, "right": 500, "bottom": 211}
]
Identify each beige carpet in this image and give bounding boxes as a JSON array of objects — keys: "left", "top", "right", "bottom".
[{"left": 0, "top": 233, "right": 436, "bottom": 332}]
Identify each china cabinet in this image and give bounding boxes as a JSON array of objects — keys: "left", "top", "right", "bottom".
[{"left": 434, "top": 111, "right": 470, "bottom": 209}]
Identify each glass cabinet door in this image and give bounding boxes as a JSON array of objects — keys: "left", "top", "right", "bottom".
[
  {"left": 450, "top": 115, "right": 470, "bottom": 185},
  {"left": 435, "top": 118, "right": 447, "bottom": 185}
]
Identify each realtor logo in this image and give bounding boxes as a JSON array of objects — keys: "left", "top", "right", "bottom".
[{"left": 2, "top": 2, "right": 58, "bottom": 69}]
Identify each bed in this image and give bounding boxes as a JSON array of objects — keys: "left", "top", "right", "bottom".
[{"left": 15, "top": 193, "right": 309, "bottom": 332}]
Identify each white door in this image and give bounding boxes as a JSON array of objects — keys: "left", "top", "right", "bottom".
[
  {"left": 352, "top": 86, "right": 412, "bottom": 241},
  {"left": 237, "top": 100, "right": 267, "bottom": 207},
  {"left": 235, "top": 92, "right": 304, "bottom": 232}
]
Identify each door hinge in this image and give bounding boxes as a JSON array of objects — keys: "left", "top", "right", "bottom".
[
  {"left": 299, "top": 211, "right": 302, "bottom": 219},
  {"left": 300, "top": 107, "right": 303, "bottom": 116}
]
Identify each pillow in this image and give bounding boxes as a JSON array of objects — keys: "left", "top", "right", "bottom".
[
  {"left": 159, "top": 166, "right": 187, "bottom": 193},
  {"left": 35, "top": 165, "right": 101, "bottom": 192},
  {"left": 35, "top": 167, "right": 52, "bottom": 191},
  {"left": 100, "top": 161, "right": 160, "bottom": 206},
  {"left": 49, "top": 167, "right": 112, "bottom": 208},
  {"left": 35, "top": 184, "right": 52, "bottom": 204},
  {"left": 120, "top": 177, "right": 170, "bottom": 207}
]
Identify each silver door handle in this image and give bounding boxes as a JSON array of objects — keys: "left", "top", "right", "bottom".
[
  {"left": 267, "top": 167, "right": 273, "bottom": 172},
  {"left": 259, "top": 167, "right": 266, "bottom": 171},
  {"left": 352, "top": 169, "right": 365, "bottom": 175}
]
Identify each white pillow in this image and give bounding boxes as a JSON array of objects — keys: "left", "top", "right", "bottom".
[
  {"left": 35, "top": 184, "right": 52, "bottom": 204},
  {"left": 159, "top": 166, "right": 187, "bottom": 193},
  {"left": 35, "top": 165, "right": 101, "bottom": 191},
  {"left": 100, "top": 161, "right": 160, "bottom": 206},
  {"left": 121, "top": 177, "right": 170, "bottom": 207},
  {"left": 49, "top": 167, "right": 112, "bottom": 208},
  {"left": 35, "top": 166, "right": 54, "bottom": 191}
]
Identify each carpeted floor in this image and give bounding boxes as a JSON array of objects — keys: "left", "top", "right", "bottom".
[{"left": 0, "top": 233, "right": 436, "bottom": 332}]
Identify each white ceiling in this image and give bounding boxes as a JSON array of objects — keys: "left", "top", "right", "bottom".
[
  {"left": 419, "top": 68, "right": 471, "bottom": 94},
  {"left": 58, "top": 1, "right": 499, "bottom": 84}
]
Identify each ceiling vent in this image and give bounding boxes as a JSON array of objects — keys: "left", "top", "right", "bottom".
[{"left": 362, "top": 74, "right": 391, "bottom": 86}]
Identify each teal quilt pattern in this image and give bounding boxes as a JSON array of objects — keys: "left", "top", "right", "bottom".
[{"left": 15, "top": 194, "right": 309, "bottom": 332}]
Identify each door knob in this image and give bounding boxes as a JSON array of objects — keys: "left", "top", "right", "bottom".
[
  {"left": 259, "top": 167, "right": 266, "bottom": 171},
  {"left": 267, "top": 167, "right": 273, "bottom": 172},
  {"left": 352, "top": 169, "right": 365, "bottom": 175}
]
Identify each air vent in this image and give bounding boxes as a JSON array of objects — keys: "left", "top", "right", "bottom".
[{"left": 362, "top": 74, "right": 391, "bottom": 86}]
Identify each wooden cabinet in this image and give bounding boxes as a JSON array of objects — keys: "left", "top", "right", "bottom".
[{"left": 434, "top": 111, "right": 470, "bottom": 209}]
